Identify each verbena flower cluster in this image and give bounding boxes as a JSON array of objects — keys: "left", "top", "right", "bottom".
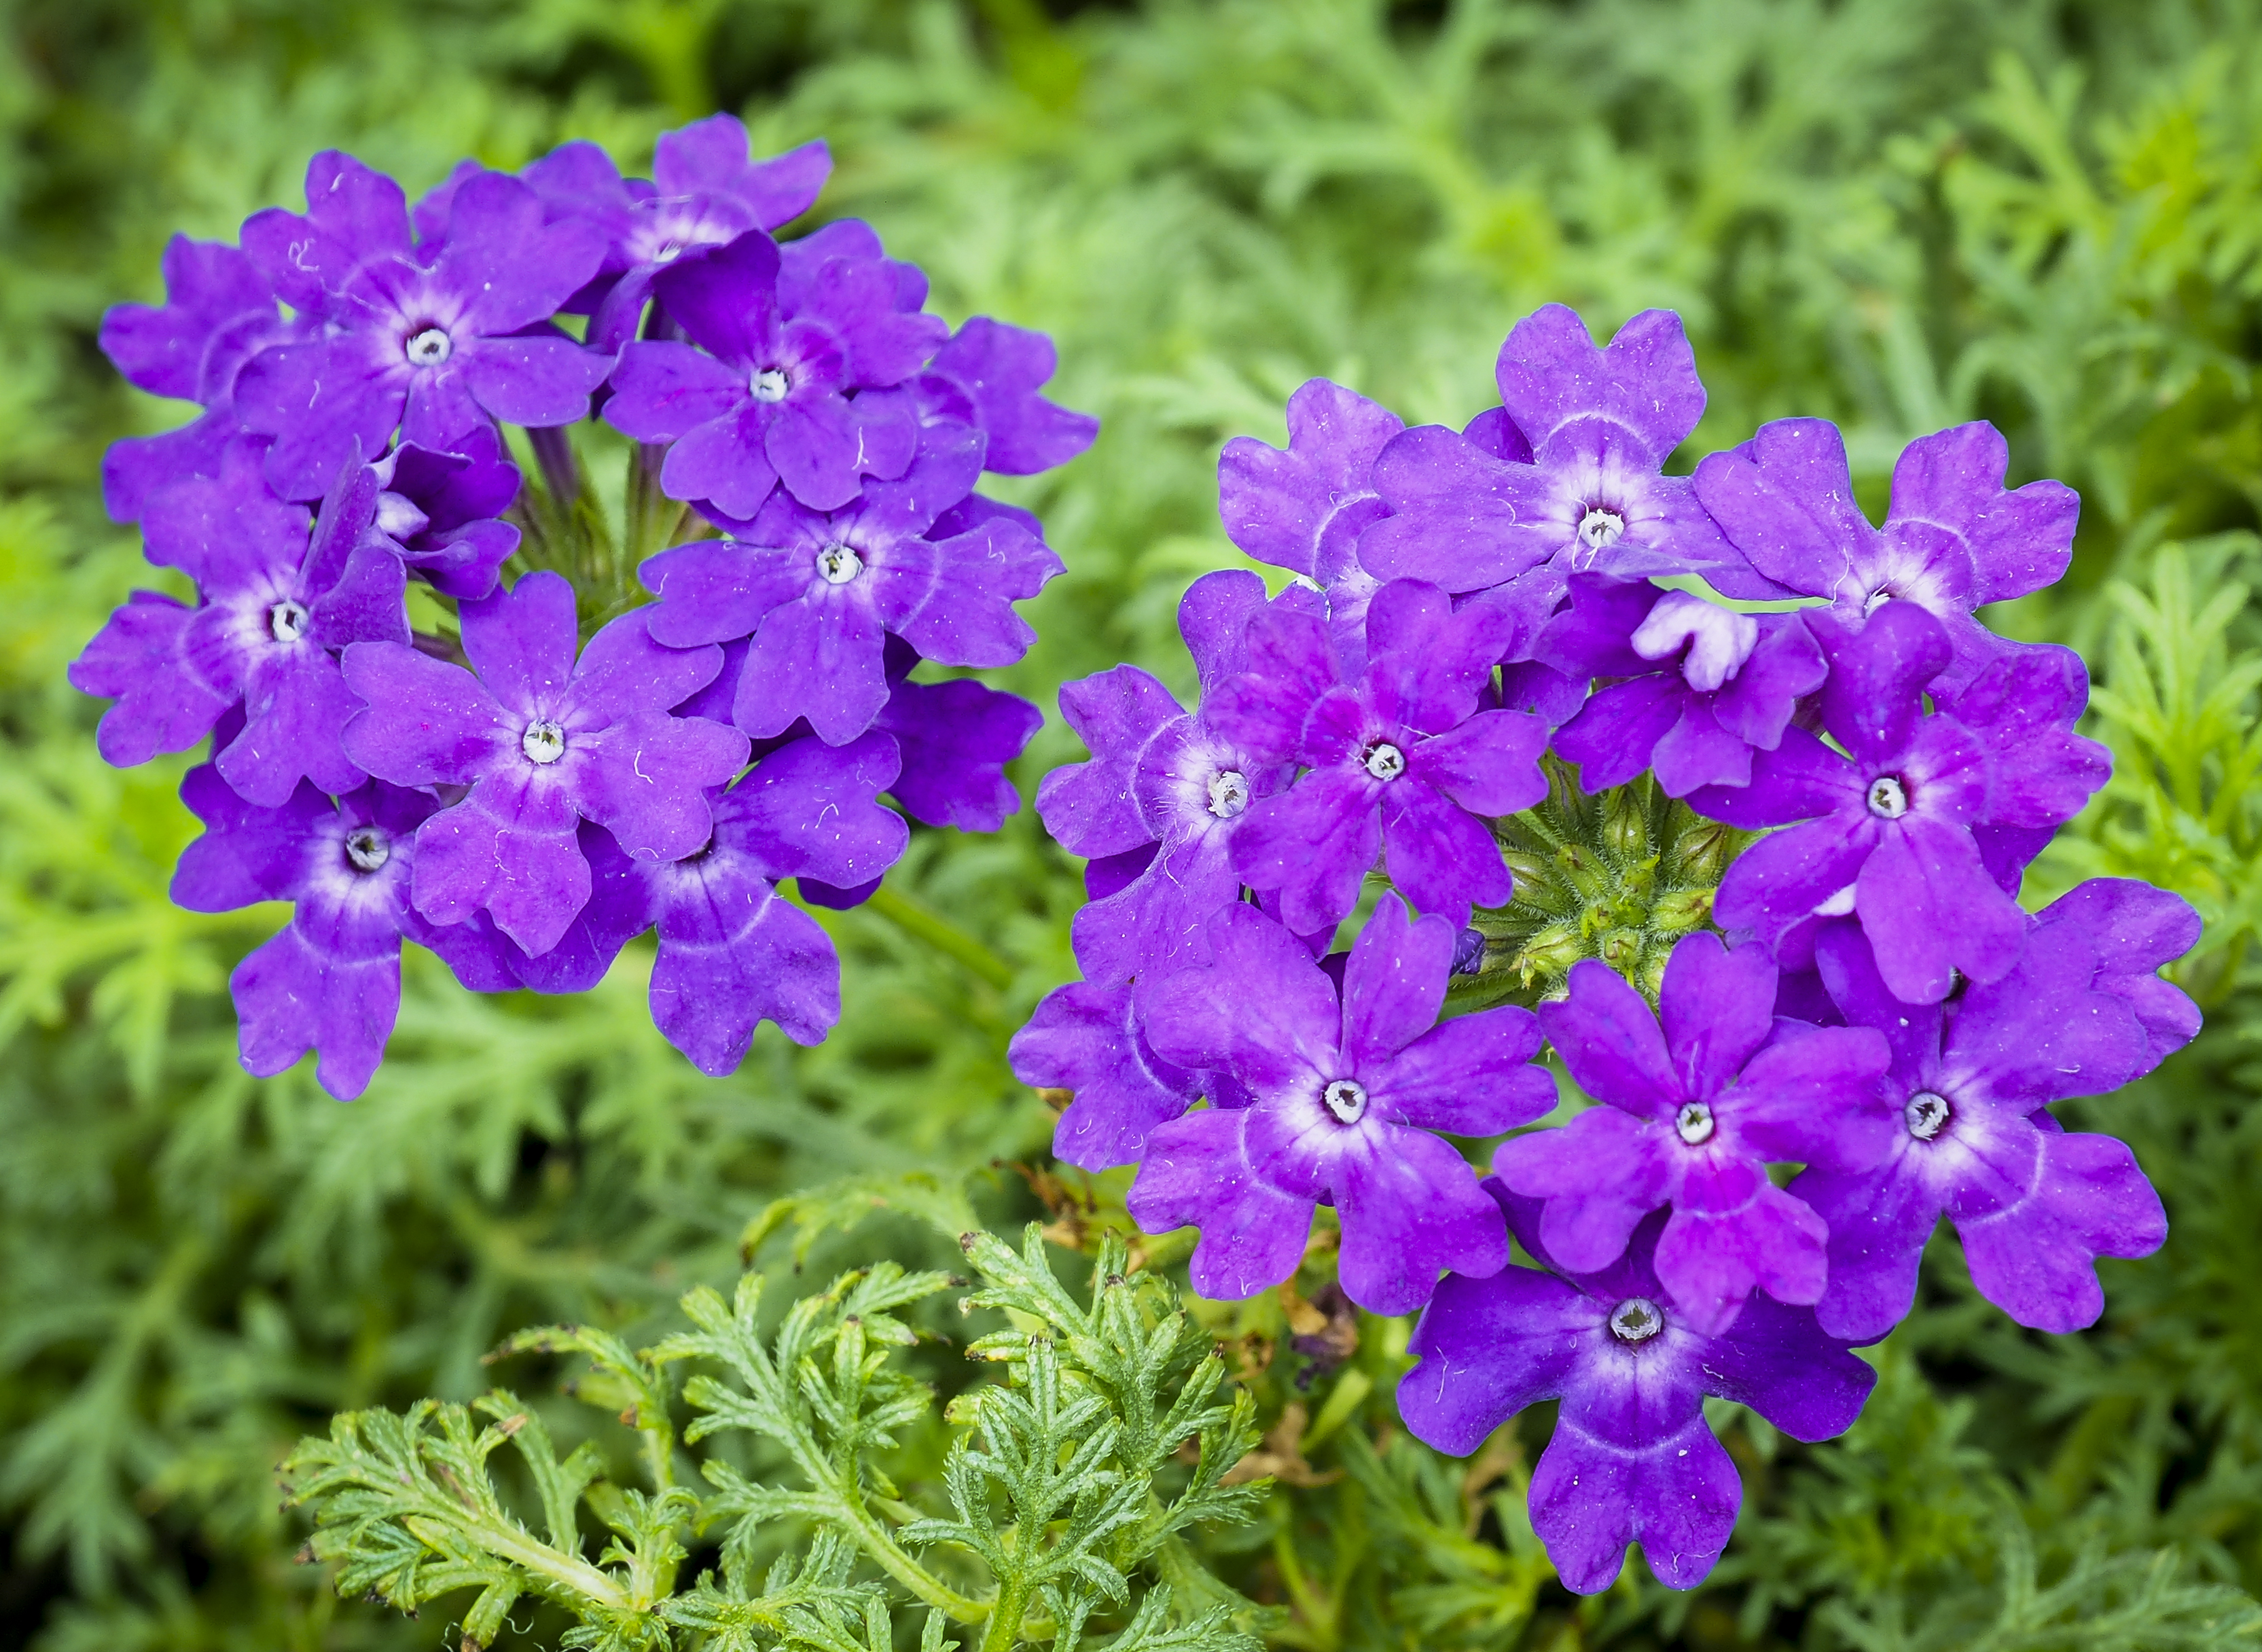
[
  {"left": 73, "top": 118, "right": 1092, "bottom": 1098},
  {"left": 1013, "top": 305, "right": 2200, "bottom": 1594}
]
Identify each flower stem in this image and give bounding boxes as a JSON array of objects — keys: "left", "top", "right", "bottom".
[{"left": 863, "top": 886, "right": 1016, "bottom": 990}]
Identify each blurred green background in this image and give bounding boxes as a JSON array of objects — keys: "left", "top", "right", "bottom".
[{"left": 5, "top": 1, "right": 2262, "bottom": 1647}]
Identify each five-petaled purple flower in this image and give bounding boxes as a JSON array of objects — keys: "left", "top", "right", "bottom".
[
  {"left": 1210, "top": 578, "right": 1551, "bottom": 934},
  {"left": 1129, "top": 898, "right": 1557, "bottom": 1315},
  {"left": 171, "top": 762, "right": 519, "bottom": 1100},
  {"left": 1361, "top": 305, "right": 1763, "bottom": 599},
  {"left": 1495, "top": 933, "right": 1894, "bottom": 1334},
  {"left": 1400, "top": 1189, "right": 1875, "bottom": 1594},
  {"left": 69, "top": 439, "right": 406, "bottom": 806},
  {"left": 637, "top": 427, "right": 1059, "bottom": 744},
  {"left": 1540, "top": 575, "right": 1827, "bottom": 795},
  {"left": 1694, "top": 417, "right": 2078, "bottom": 691},
  {"left": 340, "top": 571, "right": 749, "bottom": 956},
  {"left": 603, "top": 228, "right": 946, "bottom": 517},
  {"left": 1791, "top": 900, "right": 2183, "bottom": 1340},
  {"left": 511, "top": 733, "right": 910, "bottom": 1074},
  {"left": 236, "top": 157, "right": 612, "bottom": 501},
  {"left": 1693, "top": 600, "right": 2110, "bottom": 1004}
]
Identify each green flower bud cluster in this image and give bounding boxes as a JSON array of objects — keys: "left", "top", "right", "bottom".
[{"left": 1452, "top": 755, "right": 1750, "bottom": 1009}]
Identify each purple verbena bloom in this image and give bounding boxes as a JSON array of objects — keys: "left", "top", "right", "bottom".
[
  {"left": 1693, "top": 418, "right": 2078, "bottom": 692},
  {"left": 911, "top": 317, "right": 1098, "bottom": 475},
  {"left": 1218, "top": 378, "right": 1404, "bottom": 662},
  {"left": 170, "top": 765, "right": 518, "bottom": 1100},
  {"left": 1130, "top": 898, "right": 1556, "bottom": 1314},
  {"left": 339, "top": 570, "right": 749, "bottom": 955},
  {"left": 603, "top": 228, "right": 947, "bottom": 518},
  {"left": 98, "top": 235, "right": 307, "bottom": 521},
  {"left": 872, "top": 642, "right": 1042, "bottom": 831},
  {"left": 69, "top": 440, "right": 408, "bottom": 803},
  {"left": 236, "top": 160, "right": 610, "bottom": 500},
  {"left": 1496, "top": 933, "right": 1895, "bottom": 1334},
  {"left": 1400, "top": 1188, "right": 1874, "bottom": 1595},
  {"left": 638, "top": 428, "right": 1058, "bottom": 744},
  {"left": 2032, "top": 878, "right": 2204, "bottom": 1069},
  {"left": 1361, "top": 306, "right": 1766, "bottom": 599},
  {"left": 1039, "top": 571, "right": 1298, "bottom": 986},
  {"left": 1692, "top": 600, "right": 2110, "bottom": 1003},
  {"left": 1540, "top": 575, "right": 1827, "bottom": 795},
  {"left": 1209, "top": 579, "right": 1551, "bottom": 933},
  {"left": 507, "top": 120, "right": 829, "bottom": 351},
  {"left": 513, "top": 733, "right": 905, "bottom": 1071},
  {"left": 369, "top": 425, "right": 522, "bottom": 600},
  {"left": 1791, "top": 908, "right": 2178, "bottom": 1339},
  {"left": 1012, "top": 980, "right": 1207, "bottom": 1170}
]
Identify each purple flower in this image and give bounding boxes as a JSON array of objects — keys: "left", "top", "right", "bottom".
[
  {"left": 339, "top": 571, "right": 749, "bottom": 955},
  {"left": 1360, "top": 306, "right": 1765, "bottom": 599},
  {"left": 602, "top": 228, "right": 947, "bottom": 518},
  {"left": 1218, "top": 378, "right": 1404, "bottom": 664},
  {"left": 872, "top": 671, "right": 1042, "bottom": 831},
  {"left": 507, "top": 120, "right": 830, "bottom": 351},
  {"left": 1793, "top": 909, "right": 2176, "bottom": 1338},
  {"left": 1209, "top": 579, "right": 1551, "bottom": 933},
  {"left": 1494, "top": 933, "right": 1893, "bottom": 1333},
  {"left": 512, "top": 733, "right": 907, "bottom": 1072},
  {"left": 2033, "top": 878, "right": 2204, "bottom": 1069},
  {"left": 1011, "top": 981, "right": 1207, "bottom": 1170},
  {"left": 1539, "top": 575, "right": 1827, "bottom": 795},
  {"left": 98, "top": 235, "right": 306, "bottom": 522},
  {"left": 637, "top": 429, "right": 1058, "bottom": 744},
  {"left": 1693, "top": 418, "right": 2078, "bottom": 692},
  {"left": 236, "top": 160, "right": 611, "bottom": 501},
  {"left": 1693, "top": 601, "right": 2110, "bottom": 1004},
  {"left": 69, "top": 441, "right": 408, "bottom": 804},
  {"left": 1399, "top": 1189, "right": 1874, "bottom": 1595},
  {"left": 911, "top": 317, "right": 1098, "bottom": 475},
  {"left": 1129, "top": 898, "right": 1556, "bottom": 1314},
  {"left": 368, "top": 426, "right": 522, "bottom": 600},
  {"left": 170, "top": 765, "right": 518, "bottom": 1100},
  {"left": 1037, "top": 571, "right": 1299, "bottom": 986}
]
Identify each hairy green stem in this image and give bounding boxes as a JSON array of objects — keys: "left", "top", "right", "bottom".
[{"left": 864, "top": 886, "right": 1016, "bottom": 990}]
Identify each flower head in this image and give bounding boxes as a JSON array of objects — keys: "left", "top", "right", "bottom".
[
  {"left": 1129, "top": 897, "right": 1556, "bottom": 1314},
  {"left": 1400, "top": 1188, "right": 1875, "bottom": 1594},
  {"left": 1494, "top": 931, "right": 1894, "bottom": 1333}
]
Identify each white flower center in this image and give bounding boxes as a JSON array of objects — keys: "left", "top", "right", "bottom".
[
  {"left": 404, "top": 327, "right": 452, "bottom": 367},
  {"left": 1865, "top": 586, "right": 1895, "bottom": 615},
  {"left": 1631, "top": 590, "right": 1760, "bottom": 693},
  {"left": 1905, "top": 1091, "right": 1951, "bottom": 1141},
  {"left": 1322, "top": 1079, "right": 1368, "bottom": 1125},
  {"left": 1868, "top": 776, "right": 1909, "bottom": 819},
  {"left": 815, "top": 543, "right": 862, "bottom": 585},
  {"left": 751, "top": 367, "right": 790, "bottom": 403},
  {"left": 522, "top": 719, "right": 567, "bottom": 764},
  {"left": 1578, "top": 507, "right": 1627, "bottom": 551},
  {"left": 1609, "top": 1297, "right": 1662, "bottom": 1342},
  {"left": 1206, "top": 769, "right": 1249, "bottom": 819},
  {"left": 1674, "top": 1101, "right": 1715, "bottom": 1145},
  {"left": 653, "top": 240, "right": 683, "bottom": 263},
  {"left": 268, "top": 599, "right": 309, "bottom": 643},
  {"left": 344, "top": 826, "right": 391, "bottom": 873},
  {"left": 1362, "top": 742, "right": 1406, "bottom": 781}
]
